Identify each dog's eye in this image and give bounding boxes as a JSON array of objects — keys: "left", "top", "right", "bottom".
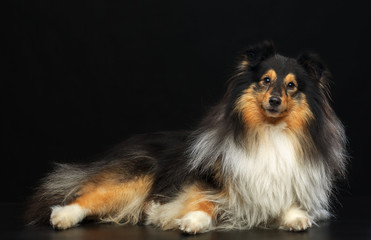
[
  {"left": 287, "top": 82, "right": 296, "bottom": 89},
  {"left": 263, "top": 77, "right": 271, "bottom": 84}
]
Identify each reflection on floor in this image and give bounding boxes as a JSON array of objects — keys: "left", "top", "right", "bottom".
[{"left": 2, "top": 196, "right": 371, "bottom": 240}]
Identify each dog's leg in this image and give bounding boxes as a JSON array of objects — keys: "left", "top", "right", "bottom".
[
  {"left": 175, "top": 185, "right": 215, "bottom": 234},
  {"left": 50, "top": 203, "right": 89, "bottom": 230},
  {"left": 176, "top": 210, "right": 213, "bottom": 234},
  {"left": 278, "top": 204, "right": 312, "bottom": 231},
  {"left": 50, "top": 175, "right": 153, "bottom": 230}
]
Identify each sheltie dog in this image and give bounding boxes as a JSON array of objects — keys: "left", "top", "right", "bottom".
[{"left": 25, "top": 41, "right": 347, "bottom": 234}]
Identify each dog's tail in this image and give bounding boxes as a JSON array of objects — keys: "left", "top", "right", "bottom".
[{"left": 24, "top": 163, "right": 94, "bottom": 226}]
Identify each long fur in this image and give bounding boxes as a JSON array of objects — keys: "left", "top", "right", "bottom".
[{"left": 25, "top": 41, "right": 347, "bottom": 232}]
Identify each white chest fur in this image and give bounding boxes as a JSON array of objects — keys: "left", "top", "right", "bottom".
[
  {"left": 190, "top": 123, "right": 330, "bottom": 229},
  {"left": 218, "top": 123, "right": 329, "bottom": 228}
]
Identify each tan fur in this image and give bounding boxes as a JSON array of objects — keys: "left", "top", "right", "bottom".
[
  {"left": 284, "top": 94, "right": 314, "bottom": 131},
  {"left": 235, "top": 73, "right": 313, "bottom": 131},
  {"left": 145, "top": 183, "right": 215, "bottom": 231},
  {"left": 178, "top": 185, "right": 215, "bottom": 218},
  {"left": 72, "top": 174, "right": 153, "bottom": 224},
  {"left": 235, "top": 85, "right": 266, "bottom": 128},
  {"left": 260, "top": 69, "right": 277, "bottom": 84},
  {"left": 284, "top": 73, "right": 298, "bottom": 92},
  {"left": 238, "top": 60, "right": 249, "bottom": 70}
]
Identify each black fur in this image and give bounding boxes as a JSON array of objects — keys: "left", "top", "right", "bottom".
[{"left": 26, "top": 132, "right": 193, "bottom": 224}]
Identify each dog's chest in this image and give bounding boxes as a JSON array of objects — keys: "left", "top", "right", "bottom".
[
  {"left": 247, "top": 125, "right": 298, "bottom": 179},
  {"left": 226, "top": 124, "right": 301, "bottom": 211}
]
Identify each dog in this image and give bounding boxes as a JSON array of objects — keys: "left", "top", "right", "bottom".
[{"left": 25, "top": 41, "right": 347, "bottom": 234}]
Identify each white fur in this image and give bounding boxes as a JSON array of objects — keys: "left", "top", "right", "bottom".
[
  {"left": 145, "top": 198, "right": 187, "bottom": 230},
  {"left": 189, "top": 123, "right": 331, "bottom": 230},
  {"left": 50, "top": 204, "right": 89, "bottom": 230},
  {"left": 279, "top": 206, "right": 312, "bottom": 231},
  {"left": 176, "top": 211, "right": 212, "bottom": 234},
  {"left": 145, "top": 188, "right": 215, "bottom": 232},
  {"left": 145, "top": 190, "right": 194, "bottom": 230}
]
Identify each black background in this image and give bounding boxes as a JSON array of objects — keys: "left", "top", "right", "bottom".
[{"left": 3, "top": 0, "right": 370, "bottom": 203}]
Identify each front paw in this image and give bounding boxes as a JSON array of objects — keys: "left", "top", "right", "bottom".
[
  {"left": 279, "top": 206, "right": 312, "bottom": 231},
  {"left": 175, "top": 211, "right": 212, "bottom": 234}
]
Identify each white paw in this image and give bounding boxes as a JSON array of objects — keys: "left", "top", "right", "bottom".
[
  {"left": 176, "top": 211, "right": 212, "bottom": 234},
  {"left": 50, "top": 204, "right": 88, "bottom": 230},
  {"left": 279, "top": 207, "right": 312, "bottom": 231}
]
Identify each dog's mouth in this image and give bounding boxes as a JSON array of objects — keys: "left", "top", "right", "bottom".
[
  {"left": 262, "top": 105, "right": 285, "bottom": 118},
  {"left": 265, "top": 108, "right": 281, "bottom": 117},
  {"left": 266, "top": 108, "right": 279, "bottom": 113}
]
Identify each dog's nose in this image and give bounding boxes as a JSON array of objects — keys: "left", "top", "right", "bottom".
[{"left": 269, "top": 96, "right": 281, "bottom": 107}]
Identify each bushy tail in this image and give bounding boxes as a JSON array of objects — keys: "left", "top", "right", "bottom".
[{"left": 25, "top": 163, "right": 94, "bottom": 225}]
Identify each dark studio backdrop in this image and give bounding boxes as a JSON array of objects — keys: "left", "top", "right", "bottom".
[{"left": 3, "top": 0, "right": 370, "bottom": 204}]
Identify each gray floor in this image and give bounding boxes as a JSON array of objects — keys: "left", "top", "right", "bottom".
[{"left": 3, "top": 196, "right": 371, "bottom": 240}]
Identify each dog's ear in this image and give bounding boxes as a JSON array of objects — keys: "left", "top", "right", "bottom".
[
  {"left": 239, "top": 40, "right": 276, "bottom": 69},
  {"left": 297, "top": 52, "right": 331, "bottom": 93}
]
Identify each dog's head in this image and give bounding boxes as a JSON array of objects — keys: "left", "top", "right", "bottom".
[{"left": 230, "top": 41, "right": 331, "bottom": 130}]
